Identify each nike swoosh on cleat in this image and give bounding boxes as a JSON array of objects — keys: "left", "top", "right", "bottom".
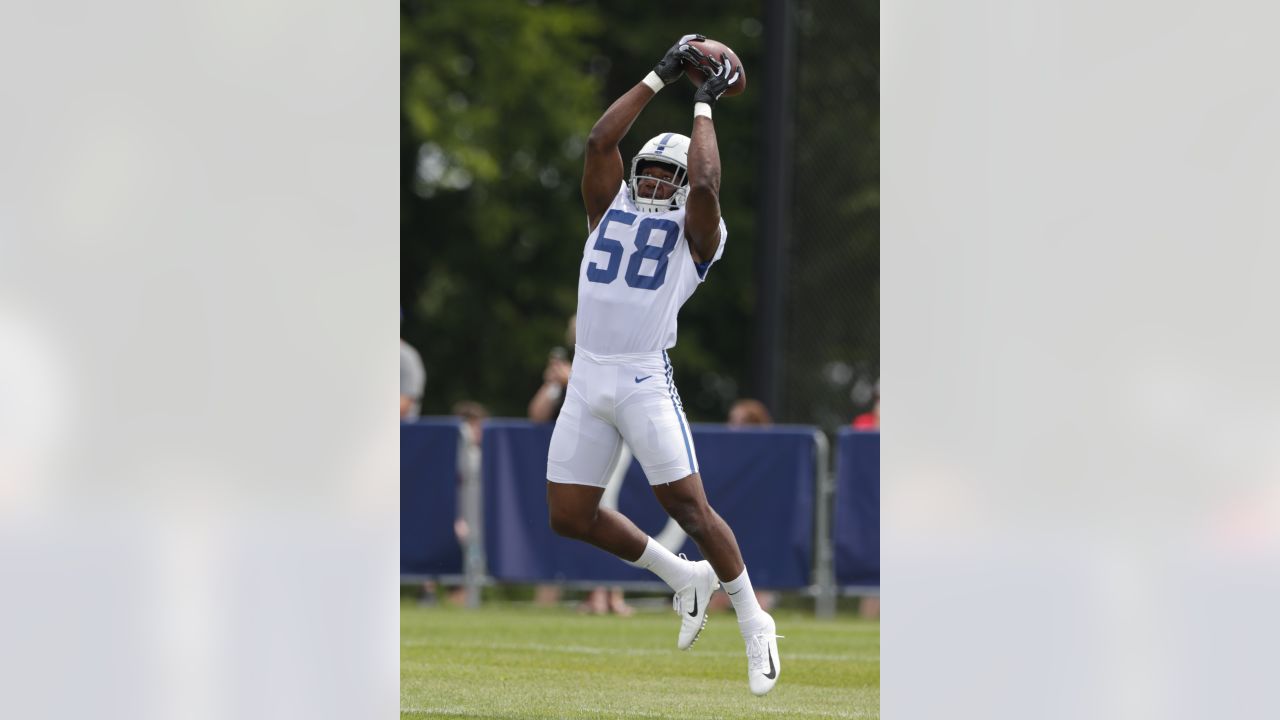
[
  {"left": 763, "top": 647, "right": 777, "bottom": 679},
  {"left": 687, "top": 590, "right": 698, "bottom": 617},
  {"left": 634, "top": 375, "right": 653, "bottom": 383}
]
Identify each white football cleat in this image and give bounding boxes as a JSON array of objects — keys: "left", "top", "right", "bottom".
[
  {"left": 742, "top": 613, "right": 782, "bottom": 696},
  {"left": 673, "top": 558, "right": 718, "bottom": 650}
]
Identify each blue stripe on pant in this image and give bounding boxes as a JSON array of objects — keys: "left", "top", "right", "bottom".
[{"left": 662, "top": 351, "right": 697, "bottom": 474}]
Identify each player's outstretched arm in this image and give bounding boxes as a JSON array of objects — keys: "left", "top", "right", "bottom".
[
  {"left": 582, "top": 86, "right": 652, "bottom": 231},
  {"left": 682, "top": 52, "right": 739, "bottom": 263},
  {"left": 583, "top": 34, "right": 703, "bottom": 231}
]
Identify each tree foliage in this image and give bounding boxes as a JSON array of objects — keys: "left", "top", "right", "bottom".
[
  {"left": 401, "top": 1, "right": 604, "bottom": 416},
  {"left": 782, "top": 0, "right": 880, "bottom": 432}
]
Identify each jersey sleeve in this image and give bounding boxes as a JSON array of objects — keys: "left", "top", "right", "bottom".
[
  {"left": 614, "top": 181, "right": 631, "bottom": 212},
  {"left": 693, "top": 218, "right": 728, "bottom": 282}
]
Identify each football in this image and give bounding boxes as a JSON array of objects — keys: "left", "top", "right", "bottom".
[{"left": 683, "top": 37, "right": 747, "bottom": 97}]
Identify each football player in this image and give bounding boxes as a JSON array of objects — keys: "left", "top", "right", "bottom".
[{"left": 544, "top": 35, "right": 780, "bottom": 696}]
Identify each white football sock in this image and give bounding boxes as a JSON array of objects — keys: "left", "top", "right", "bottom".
[
  {"left": 627, "top": 537, "right": 695, "bottom": 591},
  {"left": 722, "top": 568, "right": 766, "bottom": 626}
]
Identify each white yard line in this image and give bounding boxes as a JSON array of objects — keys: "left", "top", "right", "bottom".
[{"left": 403, "top": 639, "right": 877, "bottom": 662}]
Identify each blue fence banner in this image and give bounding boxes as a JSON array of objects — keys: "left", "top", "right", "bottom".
[
  {"left": 401, "top": 420, "right": 463, "bottom": 575},
  {"left": 482, "top": 421, "right": 817, "bottom": 587},
  {"left": 833, "top": 429, "right": 879, "bottom": 586}
]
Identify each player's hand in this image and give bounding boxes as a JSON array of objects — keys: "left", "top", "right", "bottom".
[
  {"left": 653, "top": 33, "right": 705, "bottom": 85},
  {"left": 687, "top": 51, "right": 741, "bottom": 106}
]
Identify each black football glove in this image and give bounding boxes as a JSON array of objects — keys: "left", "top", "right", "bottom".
[
  {"left": 686, "top": 51, "right": 741, "bottom": 106},
  {"left": 652, "top": 33, "right": 706, "bottom": 85}
]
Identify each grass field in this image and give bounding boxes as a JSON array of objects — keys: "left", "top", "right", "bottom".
[{"left": 401, "top": 600, "right": 879, "bottom": 719}]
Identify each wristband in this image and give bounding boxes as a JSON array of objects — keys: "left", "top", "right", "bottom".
[
  {"left": 694, "top": 102, "right": 712, "bottom": 119},
  {"left": 642, "top": 71, "right": 665, "bottom": 93}
]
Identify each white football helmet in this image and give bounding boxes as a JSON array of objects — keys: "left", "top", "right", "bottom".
[{"left": 629, "top": 132, "right": 691, "bottom": 213}]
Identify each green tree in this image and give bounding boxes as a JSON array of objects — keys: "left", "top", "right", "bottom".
[
  {"left": 783, "top": 0, "right": 879, "bottom": 432},
  {"left": 401, "top": 1, "right": 603, "bottom": 416}
]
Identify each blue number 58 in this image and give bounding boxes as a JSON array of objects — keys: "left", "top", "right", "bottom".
[{"left": 586, "top": 210, "right": 680, "bottom": 291}]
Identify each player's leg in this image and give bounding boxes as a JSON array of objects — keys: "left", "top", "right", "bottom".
[
  {"left": 617, "top": 359, "right": 753, "bottom": 599},
  {"left": 548, "top": 462, "right": 701, "bottom": 608},
  {"left": 651, "top": 473, "right": 780, "bottom": 694},
  {"left": 651, "top": 474, "right": 769, "bottom": 629},
  {"left": 650, "top": 474, "right": 743, "bottom": 581},
  {"left": 550, "top": 361, "right": 716, "bottom": 648},
  {"left": 545, "top": 381, "right": 653, "bottom": 565},
  {"left": 546, "top": 480, "right": 646, "bottom": 561},
  {"left": 619, "top": 355, "right": 781, "bottom": 694},
  {"left": 610, "top": 365, "right": 719, "bottom": 649}
]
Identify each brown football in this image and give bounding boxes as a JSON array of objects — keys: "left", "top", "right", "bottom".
[{"left": 683, "top": 38, "right": 747, "bottom": 97}]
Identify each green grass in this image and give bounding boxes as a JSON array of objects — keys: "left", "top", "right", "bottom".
[{"left": 401, "top": 600, "right": 879, "bottom": 719}]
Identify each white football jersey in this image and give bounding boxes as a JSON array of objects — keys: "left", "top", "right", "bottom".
[{"left": 574, "top": 182, "right": 727, "bottom": 355}]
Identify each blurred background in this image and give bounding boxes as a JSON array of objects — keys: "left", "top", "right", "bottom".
[{"left": 400, "top": 0, "right": 878, "bottom": 432}]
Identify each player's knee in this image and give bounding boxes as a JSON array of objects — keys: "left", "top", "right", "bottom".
[
  {"left": 668, "top": 500, "right": 710, "bottom": 540},
  {"left": 548, "top": 505, "right": 592, "bottom": 539}
]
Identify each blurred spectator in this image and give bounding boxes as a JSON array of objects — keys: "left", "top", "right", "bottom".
[
  {"left": 851, "top": 379, "right": 879, "bottom": 429},
  {"left": 401, "top": 337, "right": 426, "bottom": 420},
  {"left": 423, "top": 400, "right": 488, "bottom": 607},
  {"left": 529, "top": 316, "right": 632, "bottom": 616},
  {"left": 452, "top": 400, "right": 488, "bottom": 547},
  {"left": 710, "top": 398, "right": 778, "bottom": 614},
  {"left": 850, "top": 380, "right": 880, "bottom": 619},
  {"left": 453, "top": 400, "right": 488, "bottom": 443},
  {"left": 528, "top": 347, "right": 572, "bottom": 422},
  {"left": 529, "top": 315, "right": 575, "bottom": 422},
  {"left": 860, "top": 593, "right": 880, "bottom": 621},
  {"left": 728, "top": 398, "right": 773, "bottom": 427}
]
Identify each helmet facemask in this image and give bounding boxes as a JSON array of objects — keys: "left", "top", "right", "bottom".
[
  {"left": 630, "top": 159, "right": 689, "bottom": 214},
  {"left": 628, "top": 133, "right": 692, "bottom": 214}
]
